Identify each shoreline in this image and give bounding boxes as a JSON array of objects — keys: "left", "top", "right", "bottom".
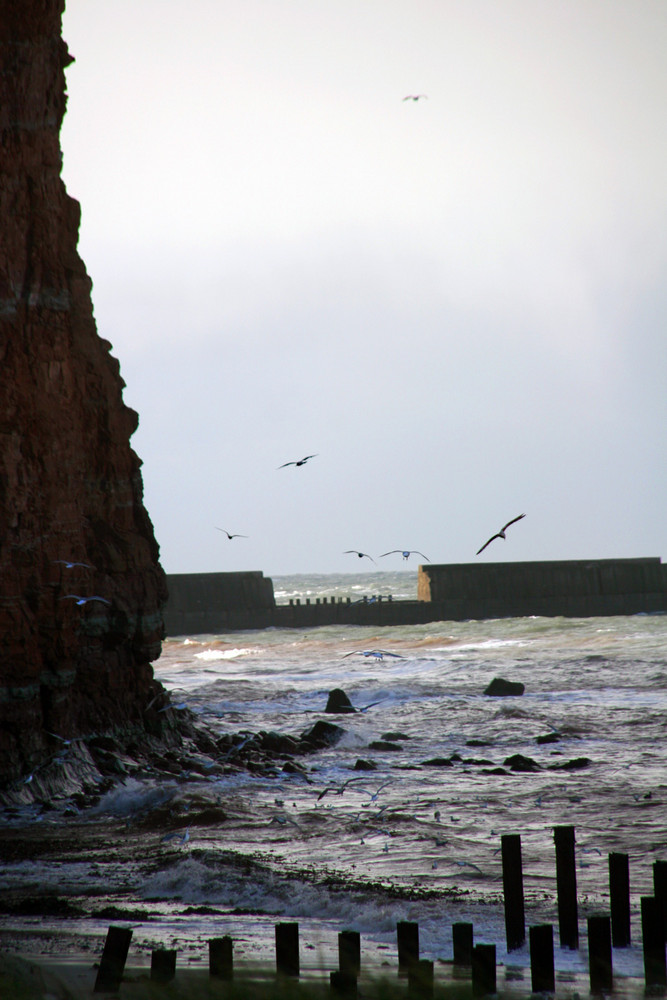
[{"left": 0, "top": 945, "right": 651, "bottom": 1000}]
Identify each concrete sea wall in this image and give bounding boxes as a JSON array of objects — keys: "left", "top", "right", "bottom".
[
  {"left": 163, "top": 559, "right": 667, "bottom": 636},
  {"left": 164, "top": 571, "right": 275, "bottom": 635},
  {"left": 418, "top": 557, "right": 667, "bottom": 621}
]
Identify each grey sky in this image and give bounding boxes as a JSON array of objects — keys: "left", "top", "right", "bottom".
[{"left": 60, "top": 0, "right": 667, "bottom": 575}]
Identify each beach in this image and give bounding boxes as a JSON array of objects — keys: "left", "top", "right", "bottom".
[{"left": 1, "top": 575, "right": 666, "bottom": 995}]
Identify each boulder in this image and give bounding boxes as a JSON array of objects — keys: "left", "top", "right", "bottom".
[
  {"left": 299, "top": 720, "right": 345, "bottom": 751},
  {"left": 325, "top": 689, "right": 356, "bottom": 714},
  {"left": 353, "top": 758, "right": 377, "bottom": 771},
  {"left": 504, "top": 754, "right": 541, "bottom": 772},
  {"left": 484, "top": 678, "right": 525, "bottom": 697}
]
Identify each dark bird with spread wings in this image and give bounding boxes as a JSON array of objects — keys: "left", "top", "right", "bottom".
[
  {"left": 476, "top": 514, "right": 526, "bottom": 555},
  {"left": 215, "top": 528, "right": 248, "bottom": 540},
  {"left": 342, "top": 650, "right": 405, "bottom": 661},
  {"left": 380, "top": 550, "right": 430, "bottom": 562},
  {"left": 344, "top": 550, "right": 377, "bottom": 564},
  {"left": 403, "top": 94, "right": 428, "bottom": 101},
  {"left": 278, "top": 454, "right": 318, "bottom": 468}
]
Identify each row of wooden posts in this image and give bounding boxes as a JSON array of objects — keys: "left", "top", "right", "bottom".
[
  {"left": 93, "top": 826, "right": 667, "bottom": 994},
  {"left": 287, "top": 595, "right": 394, "bottom": 605}
]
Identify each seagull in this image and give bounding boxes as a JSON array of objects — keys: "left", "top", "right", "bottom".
[
  {"left": 54, "top": 560, "right": 93, "bottom": 569},
  {"left": 380, "top": 550, "right": 430, "bottom": 562},
  {"left": 344, "top": 550, "right": 377, "bottom": 564},
  {"left": 278, "top": 454, "right": 318, "bottom": 468},
  {"left": 161, "top": 827, "right": 190, "bottom": 845},
  {"left": 403, "top": 94, "right": 428, "bottom": 101},
  {"left": 342, "top": 650, "right": 405, "bottom": 661},
  {"left": 476, "top": 513, "right": 526, "bottom": 555},
  {"left": 46, "top": 732, "right": 72, "bottom": 745},
  {"left": 60, "top": 594, "right": 111, "bottom": 606},
  {"left": 215, "top": 528, "right": 248, "bottom": 539}
]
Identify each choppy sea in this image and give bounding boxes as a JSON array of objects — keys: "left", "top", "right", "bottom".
[{"left": 1, "top": 572, "right": 666, "bottom": 988}]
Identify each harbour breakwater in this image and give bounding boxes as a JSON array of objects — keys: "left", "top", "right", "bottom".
[{"left": 163, "top": 557, "right": 667, "bottom": 635}]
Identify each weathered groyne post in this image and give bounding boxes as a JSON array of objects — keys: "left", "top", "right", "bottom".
[
  {"left": 554, "top": 825, "right": 578, "bottom": 949},
  {"left": 609, "top": 852, "right": 631, "bottom": 947},
  {"left": 501, "top": 833, "right": 525, "bottom": 950}
]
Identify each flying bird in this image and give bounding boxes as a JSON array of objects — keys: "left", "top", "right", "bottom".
[
  {"left": 403, "top": 94, "right": 428, "bottom": 101},
  {"left": 342, "top": 650, "right": 406, "bottom": 661},
  {"left": 278, "top": 454, "right": 318, "bottom": 468},
  {"left": 54, "top": 560, "right": 93, "bottom": 569},
  {"left": 476, "top": 514, "right": 526, "bottom": 555},
  {"left": 60, "top": 594, "right": 111, "bottom": 606},
  {"left": 380, "top": 550, "right": 430, "bottom": 562},
  {"left": 215, "top": 528, "right": 248, "bottom": 539},
  {"left": 344, "top": 550, "right": 377, "bottom": 564}
]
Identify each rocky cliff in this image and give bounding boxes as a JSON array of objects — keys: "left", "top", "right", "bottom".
[{"left": 0, "top": 1, "right": 170, "bottom": 791}]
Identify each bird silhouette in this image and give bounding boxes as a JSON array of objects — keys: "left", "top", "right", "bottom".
[
  {"left": 380, "top": 549, "right": 430, "bottom": 562},
  {"left": 215, "top": 528, "right": 248, "bottom": 539},
  {"left": 344, "top": 550, "right": 377, "bottom": 564},
  {"left": 54, "top": 560, "right": 93, "bottom": 569},
  {"left": 403, "top": 94, "right": 428, "bottom": 101},
  {"left": 60, "top": 595, "right": 111, "bottom": 606},
  {"left": 476, "top": 514, "right": 526, "bottom": 555},
  {"left": 278, "top": 454, "right": 318, "bottom": 468},
  {"left": 342, "top": 650, "right": 405, "bottom": 661}
]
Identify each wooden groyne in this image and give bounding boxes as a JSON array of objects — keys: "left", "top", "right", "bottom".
[
  {"left": 163, "top": 558, "right": 667, "bottom": 636},
  {"left": 89, "top": 827, "right": 667, "bottom": 996}
]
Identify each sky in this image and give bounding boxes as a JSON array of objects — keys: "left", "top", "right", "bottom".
[{"left": 60, "top": 0, "right": 667, "bottom": 576}]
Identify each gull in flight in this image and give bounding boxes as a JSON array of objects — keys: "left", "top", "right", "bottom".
[
  {"left": 317, "top": 777, "right": 394, "bottom": 802},
  {"left": 476, "top": 513, "right": 526, "bottom": 555},
  {"left": 403, "top": 94, "right": 428, "bottom": 101},
  {"left": 344, "top": 550, "right": 377, "bottom": 564},
  {"left": 380, "top": 550, "right": 430, "bottom": 562},
  {"left": 342, "top": 650, "right": 406, "bottom": 661},
  {"left": 215, "top": 528, "right": 248, "bottom": 539},
  {"left": 60, "top": 594, "right": 111, "bottom": 606},
  {"left": 54, "top": 560, "right": 93, "bottom": 569},
  {"left": 278, "top": 454, "right": 318, "bottom": 468}
]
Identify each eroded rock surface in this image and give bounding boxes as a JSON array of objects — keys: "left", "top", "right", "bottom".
[{"left": 0, "top": 1, "right": 169, "bottom": 787}]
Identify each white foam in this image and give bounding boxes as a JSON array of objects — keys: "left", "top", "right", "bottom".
[{"left": 194, "top": 647, "right": 256, "bottom": 661}]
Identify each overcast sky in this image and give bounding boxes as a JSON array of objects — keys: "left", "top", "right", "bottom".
[{"left": 60, "top": 0, "right": 667, "bottom": 576}]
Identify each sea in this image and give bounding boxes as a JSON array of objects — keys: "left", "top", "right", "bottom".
[{"left": 1, "top": 571, "right": 667, "bottom": 990}]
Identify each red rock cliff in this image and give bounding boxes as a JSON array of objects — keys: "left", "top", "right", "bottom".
[{"left": 0, "top": 1, "right": 169, "bottom": 785}]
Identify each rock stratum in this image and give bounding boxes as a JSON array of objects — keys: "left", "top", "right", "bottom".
[{"left": 0, "top": 1, "right": 169, "bottom": 790}]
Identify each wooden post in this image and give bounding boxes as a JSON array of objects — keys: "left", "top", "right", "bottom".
[
  {"left": 501, "top": 833, "right": 525, "bottom": 950},
  {"left": 338, "top": 930, "right": 361, "bottom": 978},
  {"left": 408, "top": 959, "right": 434, "bottom": 999},
  {"left": 588, "top": 915, "right": 612, "bottom": 994},
  {"left": 397, "top": 921, "right": 419, "bottom": 974},
  {"left": 94, "top": 926, "right": 133, "bottom": 993},
  {"left": 452, "top": 922, "right": 473, "bottom": 966},
  {"left": 609, "top": 852, "right": 631, "bottom": 947},
  {"left": 641, "top": 896, "right": 667, "bottom": 987},
  {"left": 330, "top": 971, "right": 358, "bottom": 996},
  {"left": 529, "top": 924, "right": 555, "bottom": 994},
  {"left": 471, "top": 944, "right": 496, "bottom": 997},
  {"left": 209, "top": 936, "right": 233, "bottom": 980},
  {"left": 151, "top": 949, "right": 177, "bottom": 983},
  {"left": 275, "top": 921, "right": 300, "bottom": 977},
  {"left": 554, "top": 825, "right": 578, "bottom": 949},
  {"left": 653, "top": 860, "right": 667, "bottom": 942}
]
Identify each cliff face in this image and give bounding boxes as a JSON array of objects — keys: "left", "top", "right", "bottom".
[{"left": 0, "top": 2, "right": 169, "bottom": 785}]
